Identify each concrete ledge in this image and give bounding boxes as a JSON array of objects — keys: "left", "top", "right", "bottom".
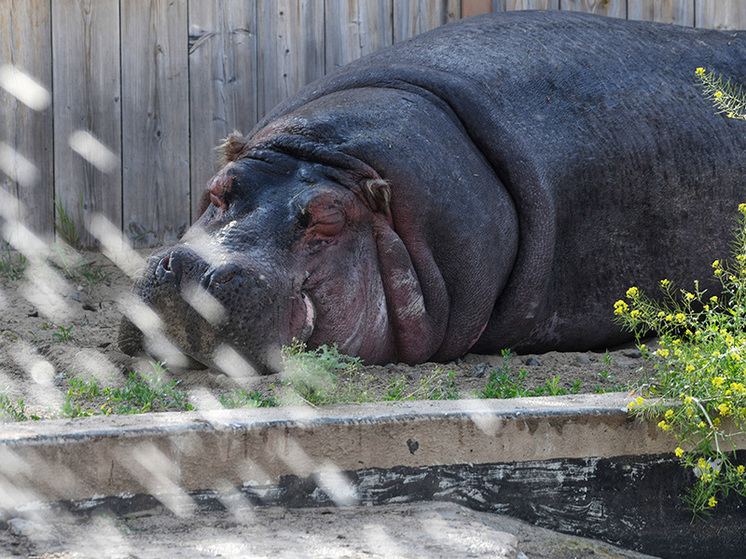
[
  {"left": 1, "top": 392, "right": 676, "bottom": 506},
  {"left": 3, "top": 392, "right": 746, "bottom": 558}
]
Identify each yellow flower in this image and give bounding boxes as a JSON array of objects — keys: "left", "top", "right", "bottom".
[
  {"left": 660, "top": 279, "right": 670, "bottom": 287},
  {"left": 739, "top": 203, "right": 746, "bottom": 214},
  {"left": 626, "top": 286, "right": 639, "bottom": 299},
  {"left": 684, "top": 292, "right": 695, "bottom": 301},
  {"left": 698, "top": 458, "right": 709, "bottom": 470},
  {"left": 710, "top": 295, "right": 718, "bottom": 303},
  {"left": 712, "top": 377, "right": 725, "bottom": 388},
  {"left": 715, "top": 90, "right": 723, "bottom": 99},
  {"left": 685, "top": 364, "right": 695, "bottom": 373},
  {"left": 712, "top": 260, "right": 721, "bottom": 268},
  {"left": 719, "top": 402, "right": 731, "bottom": 416},
  {"left": 696, "top": 67, "right": 706, "bottom": 76},
  {"left": 656, "top": 348, "right": 670, "bottom": 358},
  {"left": 613, "top": 300, "right": 629, "bottom": 315},
  {"left": 675, "top": 447, "right": 684, "bottom": 458},
  {"left": 675, "top": 313, "right": 686, "bottom": 323},
  {"left": 708, "top": 496, "right": 718, "bottom": 508},
  {"left": 702, "top": 472, "right": 713, "bottom": 483},
  {"left": 665, "top": 409, "right": 674, "bottom": 419},
  {"left": 684, "top": 396, "right": 693, "bottom": 404},
  {"left": 738, "top": 465, "right": 745, "bottom": 475},
  {"left": 658, "top": 420, "right": 670, "bottom": 431}
]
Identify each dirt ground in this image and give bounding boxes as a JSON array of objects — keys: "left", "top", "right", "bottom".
[{"left": 0, "top": 249, "right": 649, "bottom": 419}]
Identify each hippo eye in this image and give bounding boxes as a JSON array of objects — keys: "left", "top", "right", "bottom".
[{"left": 307, "top": 204, "right": 345, "bottom": 238}]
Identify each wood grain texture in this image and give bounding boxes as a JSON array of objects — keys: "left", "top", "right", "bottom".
[
  {"left": 627, "top": 0, "right": 694, "bottom": 26},
  {"left": 326, "top": 0, "right": 394, "bottom": 71},
  {"left": 561, "top": 0, "right": 626, "bottom": 19},
  {"left": 257, "top": 0, "right": 325, "bottom": 120},
  {"left": 393, "top": 0, "right": 461, "bottom": 43},
  {"left": 121, "top": 0, "right": 190, "bottom": 247},
  {"left": 493, "top": 0, "right": 559, "bottom": 10},
  {"left": 188, "top": 0, "right": 257, "bottom": 221},
  {"left": 52, "top": 0, "right": 121, "bottom": 247},
  {"left": 696, "top": 0, "right": 746, "bottom": 30},
  {"left": 0, "top": 0, "right": 54, "bottom": 239}
]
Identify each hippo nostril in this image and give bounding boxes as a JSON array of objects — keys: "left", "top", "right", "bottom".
[
  {"left": 156, "top": 252, "right": 183, "bottom": 288},
  {"left": 201, "top": 262, "right": 243, "bottom": 290}
]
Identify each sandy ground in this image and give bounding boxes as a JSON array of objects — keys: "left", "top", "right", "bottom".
[{"left": 0, "top": 249, "right": 649, "bottom": 419}]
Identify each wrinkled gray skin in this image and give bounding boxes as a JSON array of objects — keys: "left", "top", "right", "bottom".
[{"left": 120, "top": 11, "right": 746, "bottom": 374}]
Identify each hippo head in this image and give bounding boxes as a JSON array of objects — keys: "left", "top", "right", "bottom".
[{"left": 119, "top": 132, "right": 410, "bottom": 375}]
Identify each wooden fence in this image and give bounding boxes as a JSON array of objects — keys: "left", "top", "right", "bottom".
[{"left": 1, "top": 0, "right": 744, "bottom": 248}]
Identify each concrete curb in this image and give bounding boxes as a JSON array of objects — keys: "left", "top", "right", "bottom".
[{"left": 1, "top": 392, "right": 675, "bottom": 507}]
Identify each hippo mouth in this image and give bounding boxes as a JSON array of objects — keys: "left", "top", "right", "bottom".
[{"left": 299, "top": 292, "right": 316, "bottom": 343}]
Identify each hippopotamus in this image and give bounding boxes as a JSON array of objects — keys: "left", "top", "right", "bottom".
[{"left": 119, "top": 10, "right": 746, "bottom": 374}]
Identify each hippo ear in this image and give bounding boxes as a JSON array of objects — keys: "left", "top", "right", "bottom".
[
  {"left": 361, "top": 178, "right": 391, "bottom": 214},
  {"left": 217, "top": 130, "right": 250, "bottom": 165}
]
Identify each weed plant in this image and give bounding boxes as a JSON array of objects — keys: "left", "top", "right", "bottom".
[
  {"left": 62, "top": 362, "right": 194, "bottom": 417},
  {"left": 280, "top": 341, "right": 370, "bottom": 405},
  {"left": 384, "top": 368, "right": 459, "bottom": 401},
  {"left": 0, "top": 244, "right": 26, "bottom": 280},
  {"left": 0, "top": 391, "right": 34, "bottom": 421},
  {"left": 480, "top": 350, "right": 583, "bottom": 399},
  {"left": 54, "top": 199, "right": 81, "bottom": 249},
  {"left": 696, "top": 67, "right": 746, "bottom": 120},
  {"left": 219, "top": 389, "right": 277, "bottom": 409},
  {"left": 615, "top": 205, "right": 746, "bottom": 514}
]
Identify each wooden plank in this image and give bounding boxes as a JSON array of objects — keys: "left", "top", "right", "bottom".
[
  {"left": 0, "top": 0, "right": 54, "bottom": 240},
  {"left": 561, "top": 0, "right": 626, "bottom": 19},
  {"left": 257, "top": 0, "right": 325, "bottom": 120},
  {"left": 325, "top": 0, "right": 394, "bottom": 72},
  {"left": 627, "top": 0, "right": 694, "bottom": 25},
  {"left": 461, "top": 0, "right": 492, "bottom": 17},
  {"left": 52, "top": 0, "right": 121, "bottom": 248},
  {"left": 121, "top": 0, "right": 190, "bottom": 248},
  {"left": 188, "top": 0, "right": 257, "bottom": 222},
  {"left": 696, "top": 0, "right": 746, "bottom": 30},
  {"left": 493, "top": 0, "right": 559, "bottom": 10},
  {"left": 393, "top": 0, "right": 462, "bottom": 44}
]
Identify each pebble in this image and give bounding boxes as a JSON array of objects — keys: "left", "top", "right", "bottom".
[
  {"left": 576, "top": 354, "right": 591, "bottom": 365},
  {"left": 623, "top": 349, "right": 642, "bottom": 358},
  {"left": 524, "top": 356, "right": 539, "bottom": 367},
  {"left": 468, "top": 363, "right": 488, "bottom": 377}
]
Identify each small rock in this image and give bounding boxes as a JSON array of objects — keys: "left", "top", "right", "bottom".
[
  {"left": 82, "top": 303, "right": 97, "bottom": 312},
  {"left": 468, "top": 363, "right": 488, "bottom": 378},
  {"left": 524, "top": 356, "right": 539, "bottom": 367},
  {"left": 623, "top": 349, "right": 642, "bottom": 358},
  {"left": 576, "top": 354, "right": 591, "bottom": 365},
  {"left": 70, "top": 293, "right": 81, "bottom": 302},
  {"left": 385, "top": 363, "right": 401, "bottom": 375}
]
